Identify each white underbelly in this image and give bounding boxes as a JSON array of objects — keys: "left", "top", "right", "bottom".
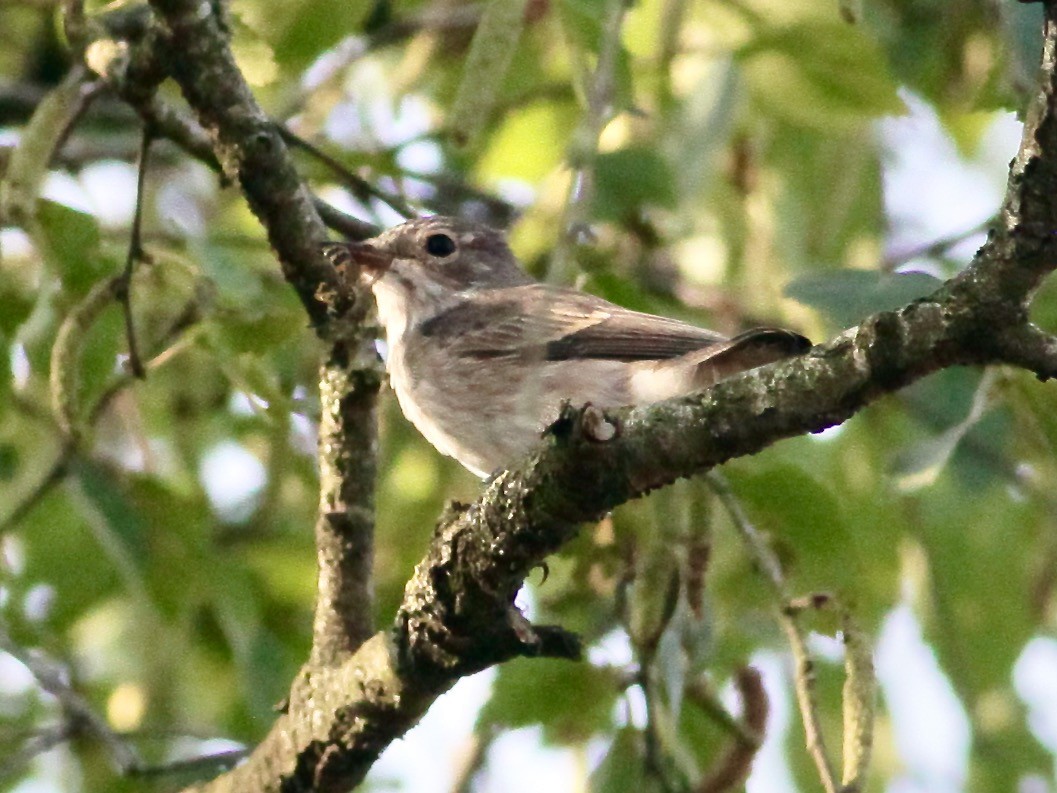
[{"left": 386, "top": 348, "right": 631, "bottom": 477}]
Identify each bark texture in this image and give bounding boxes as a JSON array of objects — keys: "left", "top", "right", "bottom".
[{"left": 60, "top": 1, "right": 1057, "bottom": 791}]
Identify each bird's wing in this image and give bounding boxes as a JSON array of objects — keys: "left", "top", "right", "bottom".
[
  {"left": 415, "top": 285, "right": 738, "bottom": 361},
  {"left": 543, "top": 305, "right": 727, "bottom": 360}
]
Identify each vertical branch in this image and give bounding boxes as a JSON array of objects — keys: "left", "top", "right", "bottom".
[
  {"left": 311, "top": 337, "right": 382, "bottom": 666},
  {"left": 148, "top": 0, "right": 342, "bottom": 326},
  {"left": 145, "top": 0, "right": 386, "bottom": 667}
]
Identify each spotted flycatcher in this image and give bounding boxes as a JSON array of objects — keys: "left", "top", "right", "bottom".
[{"left": 323, "top": 216, "right": 810, "bottom": 477}]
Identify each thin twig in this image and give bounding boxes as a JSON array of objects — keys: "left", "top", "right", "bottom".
[
  {"left": 777, "top": 612, "right": 839, "bottom": 793},
  {"left": 449, "top": 725, "right": 495, "bottom": 793},
  {"left": 278, "top": 124, "right": 417, "bottom": 219},
  {"left": 2, "top": 65, "right": 102, "bottom": 224},
  {"left": 882, "top": 217, "right": 995, "bottom": 272},
  {"left": 115, "top": 126, "right": 155, "bottom": 379},
  {"left": 838, "top": 611, "right": 875, "bottom": 793},
  {"left": 622, "top": 521, "right": 683, "bottom": 792},
  {"left": 129, "top": 748, "right": 247, "bottom": 778},
  {"left": 49, "top": 277, "right": 121, "bottom": 442},
  {"left": 548, "top": 0, "right": 630, "bottom": 283},
  {"left": 0, "top": 294, "right": 204, "bottom": 536},
  {"left": 0, "top": 724, "right": 75, "bottom": 782},
  {"left": 693, "top": 667, "right": 768, "bottom": 793},
  {"left": 685, "top": 675, "right": 762, "bottom": 749},
  {"left": 398, "top": 166, "right": 519, "bottom": 225},
  {"left": 0, "top": 623, "right": 141, "bottom": 774},
  {"left": 0, "top": 454, "right": 72, "bottom": 536},
  {"left": 61, "top": 0, "right": 88, "bottom": 55},
  {"left": 0, "top": 715, "right": 246, "bottom": 784},
  {"left": 706, "top": 471, "right": 841, "bottom": 793},
  {"left": 130, "top": 95, "right": 379, "bottom": 240},
  {"left": 705, "top": 472, "right": 785, "bottom": 594}
]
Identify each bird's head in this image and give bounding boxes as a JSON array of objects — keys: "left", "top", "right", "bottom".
[{"left": 323, "top": 216, "right": 532, "bottom": 305}]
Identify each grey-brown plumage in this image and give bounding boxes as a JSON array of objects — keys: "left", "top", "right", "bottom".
[{"left": 322, "top": 216, "right": 810, "bottom": 477}]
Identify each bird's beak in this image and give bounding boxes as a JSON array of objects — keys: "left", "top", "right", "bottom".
[{"left": 320, "top": 241, "right": 393, "bottom": 281}]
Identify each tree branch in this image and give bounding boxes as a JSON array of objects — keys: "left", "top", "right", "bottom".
[
  {"left": 145, "top": 0, "right": 340, "bottom": 325},
  {"left": 69, "top": 1, "right": 1057, "bottom": 791},
  {"left": 184, "top": 236, "right": 1057, "bottom": 792},
  {"left": 135, "top": 0, "right": 386, "bottom": 737},
  {"left": 311, "top": 343, "right": 381, "bottom": 666}
]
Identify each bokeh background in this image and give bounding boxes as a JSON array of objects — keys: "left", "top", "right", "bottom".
[{"left": 2, "top": 0, "right": 1057, "bottom": 790}]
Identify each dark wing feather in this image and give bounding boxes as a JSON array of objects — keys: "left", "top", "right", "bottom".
[
  {"left": 414, "top": 284, "right": 736, "bottom": 361},
  {"left": 544, "top": 311, "right": 726, "bottom": 361},
  {"left": 697, "top": 328, "right": 812, "bottom": 378}
]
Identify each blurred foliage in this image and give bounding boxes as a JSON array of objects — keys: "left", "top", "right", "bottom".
[{"left": 1, "top": 0, "right": 1056, "bottom": 791}]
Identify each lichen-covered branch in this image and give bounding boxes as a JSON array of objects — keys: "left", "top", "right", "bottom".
[
  {"left": 312, "top": 343, "right": 382, "bottom": 666},
  {"left": 180, "top": 4, "right": 1057, "bottom": 783},
  {"left": 47, "top": 1, "right": 1057, "bottom": 791},
  {"left": 87, "top": 0, "right": 386, "bottom": 718},
  {"left": 146, "top": 0, "right": 339, "bottom": 325}
]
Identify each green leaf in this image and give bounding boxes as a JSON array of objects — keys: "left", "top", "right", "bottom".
[
  {"left": 559, "top": 0, "right": 609, "bottom": 52},
  {"left": 593, "top": 147, "right": 677, "bottom": 221},
  {"left": 769, "top": 127, "right": 885, "bottom": 270},
  {"left": 79, "top": 307, "right": 124, "bottom": 411},
  {"left": 740, "top": 22, "right": 906, "bottom": 130},
  {"left": 892, "top": 370, "right": 997, "bottom": 492},
  {"left": 0, "top": 443, "right": 19, "bottom": 480},
  {"left": 18, "top": 487, "right": 122, "bottom": 629},
  {"left": 590, "top": 729, "right": 665, "bottom": 793},
  {"left": 195, "top": 241, "right": 305, "bottom": 355},
  {"left": 244, "top": 540, "right": 317, "bottom": 608},
  {"left": 914, "top": 480, "right": 1051, "bottom": 789},
  {"left": 234, "top": 0, "right": 368, "bottom": 71},
  {"left": 784, "top": 269, "right": 942, "bottom": 329},
  {"left": 877, "top": 0, "right": 1030, "bottom": 118},
  {"left": 725, "top": 463, "right": 860, "bottom": 592},
  {"left": 1002, "top": 4, "right": 1045, "bottom": 108},
  {"left": 479, "top": 657, "right": 617, "bottom": 743},
  {"left": 73, "top": 460, "right": 150, "bottom": 569},
  {"left": 478, "top": 102, "right": 579, "bottom": 182},
  {"left": 448, "top": 0, "right": 531, "bottom": 149},
  {"left": 3, "top": 73, "right": 92, "bottom": 222},
  {"left": 0, "top": 283, "right": 35, "bottom": 336},
  {"left": 35, "top": 200, "right": 111, "bottom": 296}
]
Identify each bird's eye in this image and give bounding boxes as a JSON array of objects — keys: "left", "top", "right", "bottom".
[{"left": 425, "top": 233, "right": 456, "bottom": 258}]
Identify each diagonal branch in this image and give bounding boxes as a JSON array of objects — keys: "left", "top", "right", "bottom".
[
  {"left": 183, "top": 247, "right": 1055, "bottom": 792},
  {"left": 182, "top": 99, "right": 1057, "bottom": 787},
  {"left": 73, "top": 1, "right": 1057, "bottom": 792},
  {"left": 147, "top": 0, "right": 339, "bottom": 326}
]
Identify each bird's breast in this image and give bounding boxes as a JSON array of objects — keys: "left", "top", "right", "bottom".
[{"left": 382, "top": 332, "right": 635, "bottom": 477}]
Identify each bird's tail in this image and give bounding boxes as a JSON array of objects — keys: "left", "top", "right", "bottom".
[{"left": 686, "top": 327, "right": 811, "bottom": 387}]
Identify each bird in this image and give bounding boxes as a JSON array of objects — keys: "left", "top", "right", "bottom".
[{"left": 322, "top": 216, "right": 810, "bottom": 478}]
